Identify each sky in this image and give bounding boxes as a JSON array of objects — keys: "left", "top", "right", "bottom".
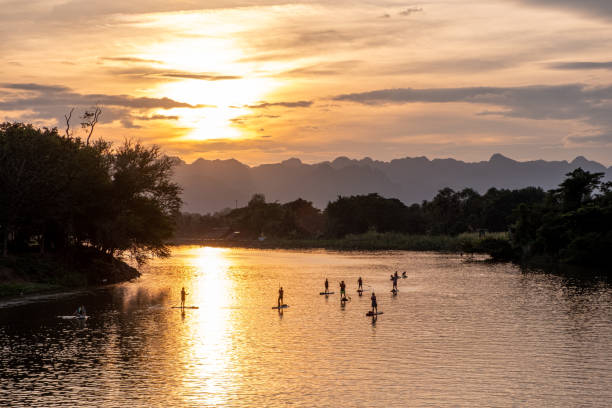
[{"left": 2, "top": 0, "right": 612, "bottom": 165}]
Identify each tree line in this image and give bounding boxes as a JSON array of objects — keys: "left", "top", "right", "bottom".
[
  {"left": 176, "top": 169, "right": 611, "bottom": 269},
  {"left": 0, "top": 122, "right": 182, "bottom": 265},
  {"left": 176, "top": 186, "right": 546, "bottom": 239}
]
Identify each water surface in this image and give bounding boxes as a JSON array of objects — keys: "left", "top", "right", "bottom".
[{"left": 1, "top": 246, "right": 611, "bottom": 407}]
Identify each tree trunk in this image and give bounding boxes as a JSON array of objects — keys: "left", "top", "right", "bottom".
[{"left": 2, "top": 228, "right": 7, "bottom": 257}]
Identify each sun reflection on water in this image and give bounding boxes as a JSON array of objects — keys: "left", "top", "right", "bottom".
[{"left": 181, "top": 246, "right": 234, "bottom": 406}]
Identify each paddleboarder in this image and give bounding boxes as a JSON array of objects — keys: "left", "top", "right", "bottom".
[
  {"left": 325, "top": 278, "right": 329, "bottom": 293},
  {"left": 340, "top": 280, "right": 346, "bottom": 299},
  {"left": 402, "top": 271, "right": 407, "bottom": 278},
  {"left": 74, "top": 305, "right": 86, "bottom": 317},
  {"left": 180, "top": 287, "right": 187, "bottom": 309},
  {"left": 392, "top": 274, "right": 398, "bottom": 292},
  {"left": 358, "top": 276, "right": 363, "bottom": 291},
  {"left": 278, "top": 286, "right": 284, "bottom": 308},
  {"left": 371, "top": 292, "right": 378, "bottom": 314}
]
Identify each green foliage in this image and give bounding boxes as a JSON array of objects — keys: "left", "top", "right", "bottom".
[
  {"left": 0, "top": 122, "right": 182, "bottom": 266},
  {"left": 324, "top": 193, "right": 416, "bottom": 237},
  {"left": 510, "top": 168, "right": 612, "bottom": 271},
  {"left": 173, "top": 164, "right": 608, "bottom": 273},
  {"left": 175, "top": 195, "right": 325, "bottom": 240}
]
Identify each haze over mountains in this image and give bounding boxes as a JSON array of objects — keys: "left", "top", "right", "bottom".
[{"left": 173, "top": 154, "right": 612, "bottom": 214}]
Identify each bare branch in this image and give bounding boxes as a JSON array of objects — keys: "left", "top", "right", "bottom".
[
  {"left": 64, "top": 107, "right": 74, "bottom": 138},
  {"left": 81, "top": 106, "right": 102, "bottom": 145}
]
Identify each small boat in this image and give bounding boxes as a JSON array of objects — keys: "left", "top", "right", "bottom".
[{"left": 58, "top": 315, "right": 88, "bottom": 320}]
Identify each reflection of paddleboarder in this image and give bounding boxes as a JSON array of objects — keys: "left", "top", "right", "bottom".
[
  {"left": 278, "top": 286, "right": 284, "bottom": 308},
  {"left": 180, "top": 287, "right": 188, "bottom": 308},
  {"left": 371, "top": 292, "right": 378, "bottom": 314}
]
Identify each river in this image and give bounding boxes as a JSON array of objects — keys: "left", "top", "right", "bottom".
[{"left": 1, "top": 246, "right": 611, "bottom": 407}]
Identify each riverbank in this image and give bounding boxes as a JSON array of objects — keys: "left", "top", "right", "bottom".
[
  {"left": 172, "top": 231, "right": 510, "bottom": 253},
  {"left": 0, "top": 248, "right": 140, "bottom": 298}
]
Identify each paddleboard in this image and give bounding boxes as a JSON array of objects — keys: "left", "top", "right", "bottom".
[
  {"left": 171, "top": 306, "right": 199, "bottom": 309},
  {"left": 340, "top": 297, "right": 349, "bottom": 302},
  {"left": 272, "top": 304, "right": 289, "bottom": 309},
  {"left": 366, "top": 311, "right": 383, "bottom": 316},
  {"left": 319, "top": 291, "right": 335, "bottom": 295},
  {"left": 58, "top": 315, "right": 88, "bottom": 320},
  {"left": 391, "top": 289, "right": 398, "bottom": 294}
]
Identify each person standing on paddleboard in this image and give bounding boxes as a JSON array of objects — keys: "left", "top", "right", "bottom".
[
  {"left": 181, "top": 287, "right": 188, "bottom": 309},
  {"left": 340, "top": 280, "right": 346, "bottom": 299},
  {"left": 392, "top": 274, "right": 398, "bottom": 292},
  {"left": 74, "top": 305, "right": 86, "bottom": 317},
  {"left": 278, "top": 286, "right": 284, "bottom": 308},
  {"left": 371, "top": 292, "right": 378, "bottom": 314},
  {"left": 325, "top": 278, "right": 329, "bottom": 293},
  {"left": 358, "top": 276, "right": 363, "bottom": 291}
]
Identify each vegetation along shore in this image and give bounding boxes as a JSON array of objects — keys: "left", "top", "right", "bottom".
[
  {"left": 2, "top": 120, "right": 610, "bottom": 297},
  {"left": 176, "top": 168, "right": 611, "bottom": 277},
  {"left": 0, "top": 122, "right": 181, "bottom": 298}
]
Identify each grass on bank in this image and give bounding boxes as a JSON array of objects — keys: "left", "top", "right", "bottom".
[
  {"left": 174, "top": 231, "right": 510, "bottom": 252},
  {"left": 0, "top": 249, "right": 141, "bottom": 299}
]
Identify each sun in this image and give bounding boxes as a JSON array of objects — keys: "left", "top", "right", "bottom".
[
  {"left": 132, "top": 21, "right": 280, "bottom": 141},
  {"left": 156, "top": 76, "right": 276, "bottom": 141}
]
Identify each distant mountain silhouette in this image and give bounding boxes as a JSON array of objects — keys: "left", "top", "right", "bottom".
[{"left": 172, "top": 154, "right": 612, "bottom": 213}]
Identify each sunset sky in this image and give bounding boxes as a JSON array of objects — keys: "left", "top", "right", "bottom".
[{"left": 2, "top": 0, "right": 612, "bottom": 165}]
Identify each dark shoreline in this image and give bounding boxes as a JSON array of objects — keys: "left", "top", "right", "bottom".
[
  {"left": 0, "top": 250, "right": 140, "bottom": 299},
  {"left": 171, "top": 235, "right": 610, "bottom": 281}
]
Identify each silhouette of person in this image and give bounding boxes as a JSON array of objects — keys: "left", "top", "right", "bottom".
[
  {"left": 278, "top": 286, "right": 284, "bottom": 308},
  {"left": 371, "top": 292, "right": 377, "bottom": 314},
  {"left": 340, "top": 280, "right": 346, "bottom": 299},
  {"left": 358, "top": 276, "right": 363, "bottom": 291},
  {"left": 325, "top": 278, "right": 329, "bottom": 293},
  {"left": 181, "top": 287, "right": 187, "bottom": 308}
]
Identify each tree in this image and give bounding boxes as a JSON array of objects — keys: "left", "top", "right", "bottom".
[
  {"left": 555, "top": 168, "right": 604, "bottom": 212},
  {"left": 98, "top": 141, "right": 182, "bottom": 264},
  {"left": 0, "top": 122, "right": 182, "bottom": 268}
]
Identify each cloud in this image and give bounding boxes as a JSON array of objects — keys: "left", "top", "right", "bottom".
[
  {"left": 245, "top": 100, "right": 313, "bottom": 109},
  {"left": 334, "top": 84, "right": 612, "bottom": 144},
  {"left": 230, "top": 113, "right": 280, "bottom": 127},
  {"left": 105, "top": 67, "right": 241, "bottom": 81},
  {"left": 1, "top": 83, "right": 71, "bottom": 93},
  {"left": 279, "top": 60, "right": 363, "bottom": 78},
  {"left": 399, "top": 7, "right": 422, "bottom": 16},
  {"left": 548, "top": 61, "right": 612, "bottom": 70},
  {"left": 513, "top": 0, "right": 612, "bottom": 20},
  {"left": 156, "top": 72, "right": 242, "bottom": 81},
  {"left": 100, "top": 56, "right": 163, "bottom": 64},
  {"left": 136, "top": 114, "right": 180, "bottom": 121},
  {"left": 568, "top": 133, "right": 612, "bottom": 144},
  {"left": 0, "top": 82, "right": 204, "bottom": 127}
]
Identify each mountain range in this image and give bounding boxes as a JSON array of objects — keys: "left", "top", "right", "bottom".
[{"left": 172, "top": 154, "right": 612, "bottom": 214}]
